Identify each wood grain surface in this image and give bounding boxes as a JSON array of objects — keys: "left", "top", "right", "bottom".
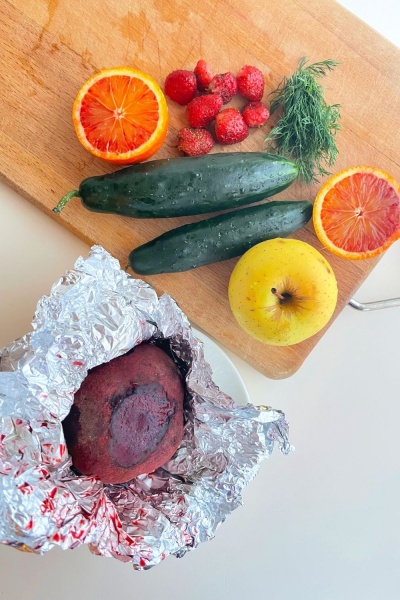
[{"left": 1, "top": 0, "right": 399, "bottom": 378}]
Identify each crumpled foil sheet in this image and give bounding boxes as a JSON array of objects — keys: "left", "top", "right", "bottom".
[{"left": 0, "top": 245, "right": 291, "bottom": 569}]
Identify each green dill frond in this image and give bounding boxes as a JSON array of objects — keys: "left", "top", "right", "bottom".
[{"left": 266, "top": 57, "right": 341, "bottom": 184}]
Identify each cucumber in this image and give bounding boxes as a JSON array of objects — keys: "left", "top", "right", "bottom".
[
  {"left": 129, "top": 200, "right": 312, "bottom": 274},
  {"left": 53, "top": 153, "right": 298, "bottom": 218}
]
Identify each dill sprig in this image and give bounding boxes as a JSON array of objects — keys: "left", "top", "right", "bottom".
[{"left": 265, "top": 57, "right": 341, "bottom": 184}]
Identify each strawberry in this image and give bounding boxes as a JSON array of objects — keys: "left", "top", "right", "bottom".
[
  {"left": 236, "top": 65, "right": 265, "bottom": 101},
  {"left": 164, "top": 69, "right": 197, "bottom": 105},
  {"left": 214, "top": 108, "right": 249, "bottom": 144},
  {"left": 178, "top": 128, "right": 215, "bottom": 156},
  {"left": 186, "top": 94, "right": 223, "bottom": 128},
  {"left": 242, "top": 102, "right": 270, "bottom": 127},
  {"left": 208, "top": 72, "right": 237, "bottom": 104},
  {"left": 194, "top": 59, "right": 213, "bottom": 91}
]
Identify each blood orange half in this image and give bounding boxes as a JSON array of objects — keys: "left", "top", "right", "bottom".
[
  {"left": 313, "top": 166, "right": 400, "bottom": 260},
  {"left": 72, "top": 67, "right": 169, "bottom": 164}
]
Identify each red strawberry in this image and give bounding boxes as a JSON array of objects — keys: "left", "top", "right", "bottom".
[
  {"left": 236, "top": 65, "right": 265, "bottom": 101},
  {"left": 214, "top": 108, "right": 249, "bottom": 145},
  {"left": 178, "top": 128, "right": 215, "bottom": 156},
  {"left": 208, "top": 72, "right": 237, "bottom": 104},
  {"left": 164, "top": 70, "right": 197, "bottom": 105},
  {"left": 242, "top": 102, "right": 270, "bottom": 127},
  {"left": 186, "top": 94, "right": 223, "bottom": 128},
  {"left": 194, "top": 59, "right": 213, "bottom": 91}
]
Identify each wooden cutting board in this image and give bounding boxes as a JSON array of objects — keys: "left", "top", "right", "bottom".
[{"left": 1, "top": 0, "right": 399, "bottom": 378}]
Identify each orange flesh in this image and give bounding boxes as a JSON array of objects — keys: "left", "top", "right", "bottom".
[
  {"left": 79, "top": 75, "right": 160, "bottom": 154},
  {"left": 320, "top": 173, "right": 400, "bottom": 252}
]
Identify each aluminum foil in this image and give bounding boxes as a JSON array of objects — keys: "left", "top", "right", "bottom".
[{"left": 0, "top": 245, "right": 291, "bottom": 569}]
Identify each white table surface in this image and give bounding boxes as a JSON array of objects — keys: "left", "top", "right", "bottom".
[{"left": 1, "top": 2, "right": 400, "bottom": 598}]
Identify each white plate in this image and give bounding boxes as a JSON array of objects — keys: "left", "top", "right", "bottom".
[{"left": 191, "top": 327, "right": 250, "bottom": 405}]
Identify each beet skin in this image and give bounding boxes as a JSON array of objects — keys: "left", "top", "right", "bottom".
[{"left": 62, "top": 343, "right": 184, "bottom": 484}]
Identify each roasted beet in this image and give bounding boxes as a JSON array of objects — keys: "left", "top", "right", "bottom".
[{"left": 63, "top": 343, "right": 184, "bottom": 483}]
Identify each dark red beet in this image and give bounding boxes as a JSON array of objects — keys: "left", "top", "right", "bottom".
[{"left": 63, "top": 344, "right": 184, "bottom": 483}]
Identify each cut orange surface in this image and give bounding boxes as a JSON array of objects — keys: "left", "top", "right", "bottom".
[
  {"left": 72, "top": 67, "right": 169, "bottom": 164},
  {"left": 313, "top": 166, "right": 400, "bottom": 260}
]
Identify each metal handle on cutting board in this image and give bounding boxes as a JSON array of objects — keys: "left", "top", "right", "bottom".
[{"left": 349, "top": 297, "right": 400, "bottom": 311}]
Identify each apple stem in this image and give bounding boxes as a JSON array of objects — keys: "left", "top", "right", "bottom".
[{"left": 271, "top": 288, "right": 285, "bottom": 301}]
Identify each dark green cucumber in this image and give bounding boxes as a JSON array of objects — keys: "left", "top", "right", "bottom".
[
  {"left": 129, "top": 200, "right": 312, "bottom": 274},
  {"left": 53, "top": 153, "right": 298, "bottom": 218}
]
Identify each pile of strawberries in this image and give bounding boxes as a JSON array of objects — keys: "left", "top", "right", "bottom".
[{"left": 164, "top": 60, "right": 270, "bottom": 156}]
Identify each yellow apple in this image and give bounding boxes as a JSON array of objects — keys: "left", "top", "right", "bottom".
[{"left": 228, "top": 238, "right": 338, "bottom": 346}]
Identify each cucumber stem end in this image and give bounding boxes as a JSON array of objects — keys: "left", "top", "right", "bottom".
[{"left": 52, "top": 190, "right": 80, "bottom": 214}]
